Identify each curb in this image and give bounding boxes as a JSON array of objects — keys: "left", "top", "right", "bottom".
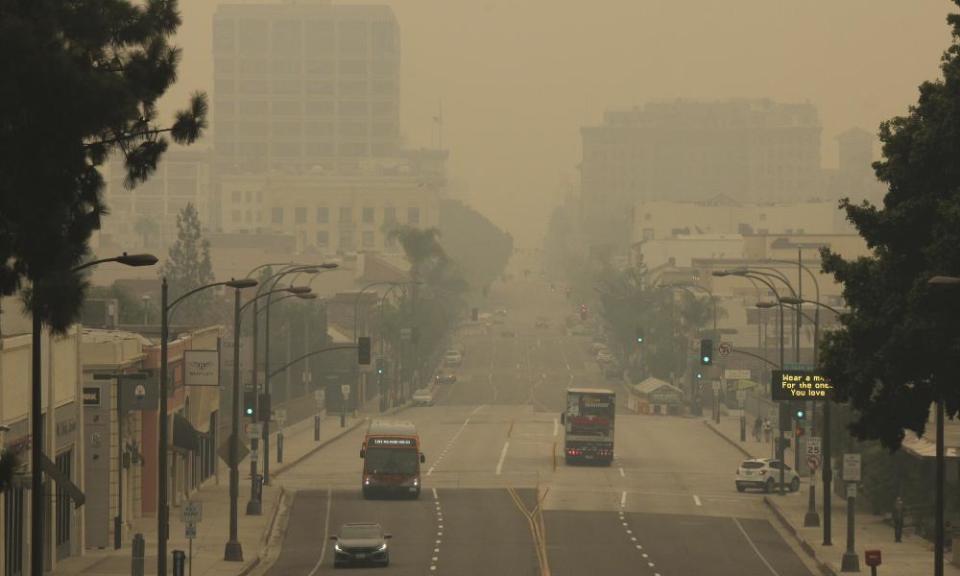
[
  {"left": 702, "top": 419, "right": 755, "bottom": 459},
  {"left": 235, "top": 487, "right": 285, "bottom": 576},
  {"left": 763, "top": 496, "right": 838, "bottom": 576}
]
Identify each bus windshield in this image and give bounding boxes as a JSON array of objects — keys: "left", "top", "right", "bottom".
[{"left": 363, "top": 447, "right": 419, "bottom": 475}]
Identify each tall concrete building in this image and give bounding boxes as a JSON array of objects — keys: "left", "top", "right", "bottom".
[
  {"left": 580, "top": 99, "right": 822, "bottom": 248},
  {"left": 212, "top": 2, "right": 401, "bottom": 175}
]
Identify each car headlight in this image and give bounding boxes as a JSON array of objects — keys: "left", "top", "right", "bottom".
[
  {"left": 376, "top": 543, "right": 387, "bottom": 552},
  {"left": 413, "top": 478, "right": 419, "bottom": 486},
  {"left": 334, "top": 543, "right": 343, "bottom": 552}
]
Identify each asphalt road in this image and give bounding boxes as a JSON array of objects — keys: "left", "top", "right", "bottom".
[{"left": 266, "top": 255, "right": 816, "bottom": 576}]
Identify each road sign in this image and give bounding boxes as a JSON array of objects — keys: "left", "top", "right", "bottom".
[
  {"left": 245, "top": 422, "right": 262, "bottom": 440},
  {"left": 806, "top": 437, "right": 822, "bottom": 458},
  {"left": 341, "top": 384, "right": 351, "bottom": 399},
  {"left": 718, "top": 342, "right": 732, "bottom": 357},
  {"left": 712, "top": 381, "right": 722, "bottom": 393},
  {"left": 273, "top": 409, "right": 287, "bottom": 425},
  {"left": 864, "top": 550, "right": 882, "bottom": 567},
  {"left": 181, "top": 501, "right": 202, "bottom": 523},
  {"left": 724, "top": 368, "right": 751, "bottom": 380},
  {"left": 314, "top": 390, "right": 325, "bottom": 405},
  {"left": 842, "top": 453, "right": 861, "bottom": 482},
  {"left": 807, "top": 455, "right": 821, "bottom": 471},
  {"left": 186, "top": 521, "right": 197, "bottom": 539},
  {"left": 217, "top": 436, "right": 250, "bottom": 466},
  {"left": 846, "top": 483, "right": 858, "bottom": 498},
  {"left": 771, "top": 370, "right": 835, "bottom": 401}
]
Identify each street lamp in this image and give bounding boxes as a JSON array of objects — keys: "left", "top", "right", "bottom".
[
  {"left": 779, "top": 295, "right": 844, "bottom": 546},
  {"left": 715, "top": 270, "right": 788, "bottom": 495},
  {"left": 926, "top": 275, "right": 958, "bottom": 576},
  {"left": 259, "top": 263, "right": 336, "bottom": 483},
  {"left": 30, "top": 252, "right": 157, "bottom": 576},
  {"left": 234, "top": 286, "right": 310, "bottom": 517},
  {"left": 158, "top": 276, "right": 256, "bottom": 573}
]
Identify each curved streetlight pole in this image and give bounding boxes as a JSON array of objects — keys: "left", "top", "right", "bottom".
[
  {"left": 237, "top": 287, "right": 311, "bottom": 515},
  {"left": 159, "top": 277, "right": 257, "bottom": 571},
  {"left": 30, "top": 253, "right": 157, "bottom": 576},
  {"left": 260, "top": 263, "right": 336, "bottom": 483},
  {"left": 715, "top": 270, "right": 787, "bottom": 496}
]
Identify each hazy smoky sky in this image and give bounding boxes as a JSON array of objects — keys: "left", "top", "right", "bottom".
[{"left": 159, "top": 0, "right": 953, "bottom": 247}]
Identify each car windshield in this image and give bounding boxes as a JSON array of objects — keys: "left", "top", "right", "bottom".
[
  {"left": 741, "top": 461, "right": 765, "bottom": 469},
  {"left": 364, "top": 447, "right": 419, "bottom": 475},
  {"left": 340, "top": 525, "right": 382, "bottom": 540}
]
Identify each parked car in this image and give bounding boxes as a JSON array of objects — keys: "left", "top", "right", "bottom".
[
  {"left": 331, "top": 522, "right": 392, "bottom": 567},
  {"left": 735, "top": 458, "right": 800, "bottom": 493},
  {"left": 412, "top": 389, "right": 434, "bottom": 407},
  {"left": 444, "top": 349, "right": 463, "bottom": 366},
  {"left": 435, "top": 372, "right": 457, "bottom": 385}
]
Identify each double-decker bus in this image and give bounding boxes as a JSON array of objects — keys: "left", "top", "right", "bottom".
[
  {"left": 561, "top": 387, "right": 616, "bottom": 465},
  {"left": 360, "top": 420, "right": 425, "bottom": 498}
]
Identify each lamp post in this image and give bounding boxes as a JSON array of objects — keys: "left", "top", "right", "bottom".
[
  {"left": 159, "top": 277, "right": 257, "bottom": 573},
  {"left": 30, "top": 253, "right": 157, "bottom": 576},
  {"left": 925, "top": 275, "right": 960, "bottom": 576},
  {"left": 260, "top": 263, "right": 336, "bottom": 484},
  {"left": 715, "top": 270, "right": 787, "bottom": 495},
  {"left": 664, "top": 283, "right": 718, "bottom": 419},
  {"left": 235, "top": 286, "right": 309, "bottom": 517},
  {"left": 780, "top": 296, "right": 843, "bottom": 546}
]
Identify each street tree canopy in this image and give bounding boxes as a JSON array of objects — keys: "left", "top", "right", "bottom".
[
  {"left": 161, "top": 203, "right": 215, "bottom": 323},
  {"left": 0, "top": 0, "right": 207, "bottom": 332},
  {"left": 820, "top": 1, "right": 960, "bottom": 449}
]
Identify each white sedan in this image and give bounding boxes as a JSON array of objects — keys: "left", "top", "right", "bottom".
[{"left": 412, "top": 389, "right": 434, "bottom": 406}]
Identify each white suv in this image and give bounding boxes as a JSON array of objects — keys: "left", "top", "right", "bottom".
[
  {"left": 735, "top": 458, "right": 800, "bottom": 493},
  {"left": 444, "top": 349, "right": 463, "bottom": 366}
]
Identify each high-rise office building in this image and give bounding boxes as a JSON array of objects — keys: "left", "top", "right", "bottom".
[
  {"left": 212, "top": 3, "right": 401, "bottom": 175},
  {"left": 580, "top": 99, "right": 822, "bottom": 248}
]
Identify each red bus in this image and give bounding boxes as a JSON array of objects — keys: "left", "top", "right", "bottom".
[{"left": 360, "top": 420, "right": 425, "bottom": 498}]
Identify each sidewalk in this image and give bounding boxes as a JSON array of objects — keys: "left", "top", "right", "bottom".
[
  {"left": 53, "top": 406, "right": 374, "bottom": 576},
  {"left": 706, "top": 414, "right": 960, "bottom": 576}
]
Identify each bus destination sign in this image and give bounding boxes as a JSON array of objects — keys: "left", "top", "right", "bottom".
[
  {"left": 771, "top": 370, "right": 834, "bottom": 401},
  {"left": 370, "top": 437, "right": 415, "bottom": 447}
]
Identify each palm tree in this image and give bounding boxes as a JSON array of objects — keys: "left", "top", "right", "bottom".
[{"left": 133, "top": 215, "right": 160, "bottom": 248}]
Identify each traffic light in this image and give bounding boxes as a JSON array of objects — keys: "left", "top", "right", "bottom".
[
  {"left": 579, "top": 303, "right": 588, "bottom": 321},
  {"left": 375, "top": 357, "right": 385, "bottom": 376},
  {"left": 635, "top": 326, "right": 645, "bottom": 344},
  {"left": 696, "top": 371, "right": 703, "bottom": 380},
  {"left": 793, "top": 405, "right": 806, "bottom": 421},
  {"left": 243, "top": 391, "right": 256, "bottom": 419},
  {"left": 700, "top": 339, "right": 713, "bottom": 365},
  {"left": 358, "top": 336, "right": 371, "bottom": 365}
]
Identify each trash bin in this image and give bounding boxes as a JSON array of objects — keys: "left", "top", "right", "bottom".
[{"left": 172, "top": 550, "right": 186, "bottom": 576}]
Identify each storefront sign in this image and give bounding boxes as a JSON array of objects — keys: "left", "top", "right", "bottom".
[
  {"left": 82, "top": 386, "right": 101, "bottom": 406},
  {"left": 184, "top": 350, "right": 220, "bottom": 387}
]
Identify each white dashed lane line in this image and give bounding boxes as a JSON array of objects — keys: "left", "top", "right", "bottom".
[
  {"left": 430, "top": 489, "right": 443, "bottom": 573},
  {"left": 427, "top": 405, "right": 485, "bottom": 476},
  {"left": 619, "top": 493, "right": 662, "bottom": 576}
]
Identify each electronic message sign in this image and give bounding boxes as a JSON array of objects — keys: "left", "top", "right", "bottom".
[{"left": 771, "top": 370, "right": 834, "bottom": 401}]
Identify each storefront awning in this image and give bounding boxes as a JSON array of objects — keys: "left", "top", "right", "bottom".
[{"left": 173, "top": 413, "right": 201, "bottom": 452}]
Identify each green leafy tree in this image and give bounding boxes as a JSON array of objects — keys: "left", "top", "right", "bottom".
[
  {"left": 819, "top": 2, "right": 960, "bottom": 449},
  {"left": 0, "top": 0, "right": 207, "bottom": 332},
  {"left": 161, "top": 203, "right": 215, "bottom": 323}
]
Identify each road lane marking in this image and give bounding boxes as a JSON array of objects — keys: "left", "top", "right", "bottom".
[
  {"left": 508, "top": 487, "right": 551, "bottom": 576},
  {"left": 553, "top": 418, "right": 558, "bottom": 437},
  {"left": 618, "top": 466, "right": 625, "bottom": 477},
  {"left": 620, "top": 491, "right": 627, "bottom": 508},
  {"left": 496, "top": 441, "right": 510, "bottom": 475},
  {"left": 306, "top": 488, "right": 333, "bottom": 576},
  {"left": 732, "top": 516, "right": 782, "bottom": 576},
  {"left": 432, "top": 488, "right": 438, "bottom": 500},
  {"left": 693, "top": 494, "right": 702, "bottom": 506},
  {"left": 427, "top": 405, "right": 485, "bottom": 476}
]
